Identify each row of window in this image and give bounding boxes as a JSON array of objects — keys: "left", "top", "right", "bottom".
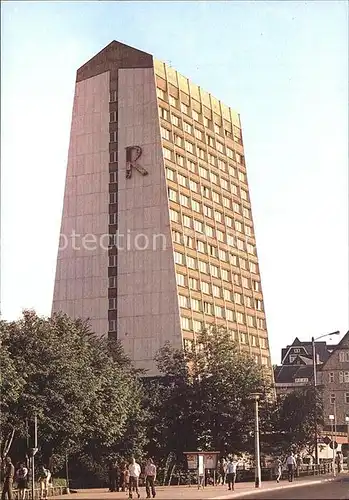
[
  {"left": 171, "top": 214, "right": 255, "bottom": 253},
  {"left": 328, "top": 371, "right": 349, "bottom": 383},
  {"left": 174, "top": 252, "right": 261, "bottom": 288},
  {"left": 166, "top": 168, "right": 249, "bottom": 215},
  {"left": 160, "top": 125, "right": 244, "bottom": 164},
  {"left": 173, "top": 233, "right": 257, "bottom": 270},
  {"left": 181, "top": 326, "right": 268, "bottom": 350},
  {"left": 169, "top": 190, "right": 252, "bottom": 233},
  {"left": 330, "top": 393, "right": 349, "bottom": 404},
  {"left": 164, "top": 147, "right": 246, "bottom": 180},
  {"left": 339, "top": 352, "right": 349, "bottom": 362},
  {"left": 157, "top": 91, "right": 242, "bottom": 145}
]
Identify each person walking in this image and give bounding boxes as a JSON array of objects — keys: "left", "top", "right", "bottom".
[
  {"left": 144, "top": 458, "right": 156, "bottom": 499},
  {"left": 38, "top": 465, "right": 51, "bottom": 500},
  {"left": 1, "top": 456, "right": 15, "bottom": 500},
  {"left": 286, "top": 452, "right": 296, "bottom": 482},
  {"left": 274, "top": 457, "right": 282, "bottom": 483},
  {"left": 226, "top": 458, "right": 239, "bottom": 491},
  {"left": 16, "top": 463, "right": 29, "bottom": 500},
  {"left": 128, "top": 458, "right": 141, "bottom": 499}
]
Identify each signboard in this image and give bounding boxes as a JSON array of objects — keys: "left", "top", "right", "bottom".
[
  {"left": 125, "top": 146, "right": 148, "bottom": 179},
  {"left": 186, "top": 454, "right": 197, "bottom": 470},
  {"left": 205, "top": 454, "right": 217, "bottom": 469},
  {"left": 198, "top": 455, "right": 204, "bottom": 476},
  {"left": 329, "top": 440, "right": 338, "bottom": 450}
]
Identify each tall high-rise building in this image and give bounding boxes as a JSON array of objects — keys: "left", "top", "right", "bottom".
[{"left": 52, "top": 41, "right": 272, "bottom": 375}]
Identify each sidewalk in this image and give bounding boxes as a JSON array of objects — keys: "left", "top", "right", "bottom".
[{"left": 51, "top": 473, "right": 337, "bottom": 500}]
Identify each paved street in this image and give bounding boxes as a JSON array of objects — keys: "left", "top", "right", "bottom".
[{"left": 241, "top": 476, "right": 349, "bottom": 499}]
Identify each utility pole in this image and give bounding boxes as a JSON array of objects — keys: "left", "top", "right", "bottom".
[
  {"left": 249, "top": 393, "right": 261, "bottom": 488},
  {"left": 30, "top": 415, "right": 38, "bottom": 500}
]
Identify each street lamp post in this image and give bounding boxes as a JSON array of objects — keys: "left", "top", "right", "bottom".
[
  {"left": 345, "top": 415, "right": 349, "bottom": 444},
  {"left": 311, "top": 330, "right": 340, "bottom": 465},
  {"left": 249, "top": 393, "right": 261, "bottom": 488},
  {"left": 329, "top": 414, "right": 336, "bottom": 477}
]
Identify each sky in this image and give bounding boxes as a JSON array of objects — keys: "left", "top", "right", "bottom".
[{"left": 1, "top": 1, "right": 348, "bottom": 363}]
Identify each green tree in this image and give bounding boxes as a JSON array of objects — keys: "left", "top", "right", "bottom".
[
  {"left": 0, "top": 310, "right": 146, "bottom": 475},
  {"left": 145, "top": 327, "right": 272, "bottom": 461}
]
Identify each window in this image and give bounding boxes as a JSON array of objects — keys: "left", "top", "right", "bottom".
[
  {"left": 163, "top": 147, "right": 172, "bottom": 160},
  {"left": 178, "top": 174, "right": 187, "bottom": 187},
  {"left": 234, "top": 292, "right": 242, "bottom": 304},
  {"left": 231, "top": 183, "right": 238, "bottom": 195},
  {"left": 188, "top": 160, "right": 196, "bottom": 172},
  {"left": 236, "top": 153, "right": 244, "bottom": 165},
  {"left": 253, "top": 280, "right": 260, "bottom": 292},
  {"left": 110, "top": 131, "right": 117, "bottom": 143},
  {"left": 110, "top": 192, "right": 117, "bottom": 204},
  {"left": 193, "top": 320, "right": 202, "bottom": 332},
  {"left": 346, "top": 393, "right": 349, "bottom": 404},
  {"left": 203, "top": 302, "right": 213, "bottom": 314},
  {"left": 171, "top": 114, "right": 180, "bottom": 127},
  {"left": 183, "top": 235, "right": 194, "bottom": 248},
  {"left": 109, "top": 320, "right": 116, "bottom": 332},
  {"left": 214, "top": 123, "right": 220, "bottom": 134},
  {"left": 169, "top": 95, "right": 177, "bottom": 107},
  {"left": 170, "top": 209, "right": 179, "bottom": 222},
  {"left": 109, "top": 298, "right": 117, "bottom": 309},
  {"left": 166, "top": 168, "right": 175, "bottom": 181},
  {"left": 250, "top": 262, "right": 257, "bottom": 273},
  {"left": 239, "top": 257, "right": 247, "bottom": 269},
  {"left": 245, "top": 226, "right": 253, "bottom": 237},
  {"left": 194, "top": 220, "right": 203, "bottom": 233},
  {"left": 110, "top": 90, "right": 117, "bottom": 102},
  {"left": 247, "top": 315, "right": 255, "bottom": 327},
  {"left": 206, "top": 225, "right": 214, "bottom": 237},
  {"left": 237, "top": 238, "right": 244, "bottom": 250},
  {"left": 208, "top": 244, "right": 216, "bottom": 257},
  {"left": 109, "top": 255, "right": 117, "bottom": 267},
  {"left": 245, "top": 296, "right": 253, "bottom": 308},
  {"left": 197, "top": 147, "right": 205, "bottom": 160},
  {"left": 257, "top": 317, "right": 265, "bottom": 329},
  {"left": 340, "top": 372, "right": 344, "bottom": 383},
  {"left": 227, "top": 234, "right": 234, "bottom": 247},
  {"left": 212, "top": 285, "right": 220, "bottom": 298},
  {"left": 210, "top": 264, "right": 219, "bottom": 277},
  {"left": 345, "top": 372, "right": 349, "bottom": 383},
  {"left": 247, "top": 243, "right": 255, "bottom": 255},
  {"left": 216, "top": 229, "right": 224, "bottom": 242},
  {"left": 180, "top": 194, "right": 189, "bottom": 207},
  {"left": 161, "top": 127, "right": 171, "bottom": 140},
  {"left": 110, "top": 151, "right": 117, "bottom": 163},
  {"left": 204, "top": 116, "right": 210, "bottom": 127},
  {"left": 176, "top": 153, "right": 184, "bottom": 166},
  {"left": 202, "top": 281, "right": 210, "bottom": 295},
  {"left": 203, "top": 205, "right": 212, "bottom": 218},
  {"left": 172, "top": 230, "right": 182, "bottom": 243},
  {"left": 159, "top": 107, "right": 169, "bottom": 120},
  {"left": 329, "top": 372, "right": 334, "bottom": 383},
  {"left": 236, "top": 312, "right": 245, "bottom": 324},
  {"left": 199, "top": 261, "right": 208, "bottom": 274},
  {"left": 233, "top": 202, "right": 241, "bottom": 213},
  {"left": 197, "top": 240, "right": 205, "bottom": 253},
  {"left": 191, "top": 298, "right": 201, "bottom": 311},
  {"left": 219, "top": 249, "right": 227, "bottom": 261},
  {"left": 181, "top": 102, "right": 189, "bottom": 114},
  {"left": 109, "top": 213, "right": 117, "bottom": 225},
  {"left": 238, "top": 170, "right": 246, "bottom": 182},
  {"left": 176, "top": 274, "right": 186, "bottom": 287},
  {"left": 189, "top": 180, "right": 198, "bottom": 192},
  {"left": 208, "top": 153, "right": 216, "bottom": 166},
  {"left": 224, "top": 289, "right": 231, "bottom": 301},
  {"left": 226, "top": 147, "right": 234, "bottom": 159},
  {"left": 192, "top": 200, "right": 201, "bottom": 213},
  {"left": 109, "top": 276, "right": 117, "bottom": 288},
  {"left": 215, "top": 211, "right": 223, "bottom": 223},
  {"left": 179, "top": 295, "right": 189, "bottom": 308},
  {"left": 189, "top": 277, "right": 198, "bottom": 290},
  {"left": 226, "top": 309, "right": 234, "bottom": 321},
  {"left": 216, "top": 141, "right": 224, "bottom": 153},
  {"left": 221, "top": 178, "right": 229, "bottom": 190},
  {"left": 168, "top": 188, "right": 177, "bottom": 202},
  {"left": 221, "top": 269, "right": 230, "bottom": 281},
  {"left": 199, "top": 166, "right": 208, "bottom": 179},
  {"left": 218, "top": 159, "right": 227, "bottom": 172},
  {"left": 223, "top": 196, "right": 230, "bottom": 209},
  {"left": 339, "top": 351, "right": 349, "bottom": 362},
  {"left": 174, "top": 252, "right": 184, "bottom": 265},
  {"left": 195, "top": 128, "right": 203, "bottom": 141},
  {"left": 241, "top": 189, "right": 248, "bottom": 201},
  {"left": 212, "top": 191, "right": 220, "bottom": 203},
  {"left": 210, "top": 172, "right": 218, "bottom": 184},
  {"left": 183, "top": 122, "right": 192, "bottom": 133},
  {"left": 157, "top": 88, "right": 165, "bottom": 100},
  {"left": 192, "top": 110, "right": 199, "bottom": 121},
  {"left": 260, "top": 338, "right": 268, "bottom": 349},
  {"left": 187, "top": 256, "right": 196, "bottom": 269},
  {"left": 255, "top": 299, "right": 263, "bottom": 311},
  {"left": 110, "top": 111, "right": 117, "bottom": 122},
  {"left": 235, "top": 221, "right": 243, "bottom": 232},
  {"left": 215, "top": 305, "right": 224, "bottom": 318},
  {"left": 201, "top": 186, "right": 210, "bottom": 198},
  {"left": 181, "top": 317, "right": 191, "bottom": 331},
  {"left": 243, "top": 207, "right": 250, "bottom": 219},
  {"left": 330, "top": 394, "right": 336, "bottom": 404},
  {"left": 241, "top": 277, "right": 250, "bottom": 288},
  {"left": 185, "top": 140, "right": 194, "bottom": 153},
  {"left": 183, "top": 215, "right": 191, "bottom": 228}
]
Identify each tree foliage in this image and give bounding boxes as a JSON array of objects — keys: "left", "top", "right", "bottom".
[
  {"left": 0, "top": 311, "right": 146, "bottom": 476},
  {"left": 144, "top": 327, "right": 272, "bottom": 461}
]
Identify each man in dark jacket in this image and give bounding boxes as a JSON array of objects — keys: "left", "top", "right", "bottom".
[{"left": 1, "top": 456, "right": 15, "bottom": 500}]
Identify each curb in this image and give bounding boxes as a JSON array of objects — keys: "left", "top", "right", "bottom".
[{"left": 211, "top": 476, "right": 337, "bottom": 499}]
